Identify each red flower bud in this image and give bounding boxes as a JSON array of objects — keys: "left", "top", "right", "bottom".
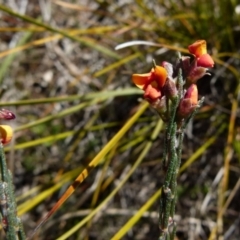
[
  {"left": 0, "top": 109, "right": 15, "bottom": 120},
  {"left": 187, "top": 67, "right": 207, "bottom": 84},
  {"left": 184, "top": 84, "right": 198, "bottom": 105},
  {"left": 164, "top": 78, "right": 178, "bottom": 99},
  {"left": 181, "top": 56, "right": 191, "bottom": 75},
  {"left": 178, "top": 84, "right": 198, "bottom": 118}
]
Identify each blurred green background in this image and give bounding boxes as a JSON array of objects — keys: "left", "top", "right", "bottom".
[{"left": 0, "top": 0, "right": 239, "bottom": 239}]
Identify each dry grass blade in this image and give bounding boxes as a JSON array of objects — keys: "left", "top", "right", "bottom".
[
  {"left": 55, "top": 118, "right": 163, "bottom": 240},
  {"left": 30, "top": 102, "right": 148, "bottom": 238},
  {"left": 0, "top": 5, "right": 120, "bottom": 59},
  {"left": 214, "top": 98, "right": 238, "bottom": 238}
]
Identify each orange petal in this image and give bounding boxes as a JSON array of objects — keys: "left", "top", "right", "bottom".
[
  {"left": 185, "top": 84, "right": 198, "bottom": 105},
  {"left": 197, "top": 54, "right": 214, "bottom": 68},
  {"left": 0, "top": 125, "right": 13, "bottom": 145},
  {"left": 143, "top": 83, "right": 161, "bottom": 100},
  {"left": 188, "top": 40, "right": 207, "bottom": 57},
  {"left": 153, "top": 66, "right": 167, "bottom": 87},
  {"left": 132, "top": 72, "right": 151, "bottom": 89}
]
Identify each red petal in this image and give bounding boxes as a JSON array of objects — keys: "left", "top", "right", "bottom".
[
  {"left": 144, "top": 83, "right": 161, "bottom": 100},
  {"left": 197, "top": 54, "right": 214, "bottom": 68}
]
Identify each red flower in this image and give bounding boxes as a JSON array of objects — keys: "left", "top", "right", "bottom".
[
  {"left": 188, "top": 40, "right": 214, "bottom": 68},
  {"left": 132, "top": 66, "right": 167, "bottom": 101}
]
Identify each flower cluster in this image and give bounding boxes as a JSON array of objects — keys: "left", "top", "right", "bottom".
[
  {"left": 132, "top": 40, "right": 214, "bottom": 122},
  {"left": 0, "top": 109, "right": 15, "bottom": 145}
]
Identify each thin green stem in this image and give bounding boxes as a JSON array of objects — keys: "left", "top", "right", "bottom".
[
  {"left": 159, "top": 65, "right": 188, "bottom": 239},
  {"left": 0, "top": 144, "right": 26, "bottom": 239}
]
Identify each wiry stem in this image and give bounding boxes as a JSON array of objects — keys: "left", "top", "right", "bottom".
[
  {"left": 159, "top": 67, "right": 204, "bottom": 239},
  {"left": 0, "top": 143, "right": 26, "bottom": 240}
]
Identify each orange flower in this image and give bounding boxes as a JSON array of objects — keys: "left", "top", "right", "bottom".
[
  {"left": 132, "top": 66, "right": 167, "bottom": 89},
  {"left": 188, "top": 40, "right": 214, "bottom": 68},
  {"left": 132, "top": 72, "right": 152, "bottom": 89},
  {"left": 188, "top": 40, "right": 207, "bottom": 58},
  {"left": 132, "top": 66, "right": 167, "bottom": 101},
  {"left": 0, "top": 125, "right": 13, "bottom": 145}
]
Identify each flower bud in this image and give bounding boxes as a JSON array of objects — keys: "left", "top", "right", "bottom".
[
  {"left": 187, "top": 67, "right": 207, "bottom": 84},
  {"left": 178, "top": 84, "right": 198, "bottom": 118},
  {"left": 162, "top": 61, "right": 174, "bottom": 78},
  {"left": 181, "top": 56, "right": 191, "bottom": 76},
  {"left": 164, "top": 77, "right": 178, "bottom": 100},
  {"left": 0, "top": 109, "right": 15, "bottom": 120},
  {"left": 0, "top": 125, "right": 13, "bottom": 145}
]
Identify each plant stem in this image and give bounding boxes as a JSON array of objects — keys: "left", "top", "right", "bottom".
[{"left": 0, "top": 143, "right": 26, "bottom": 240}]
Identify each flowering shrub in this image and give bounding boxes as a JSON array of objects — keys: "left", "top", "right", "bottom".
[{"left": 132, "top": 40, "right": 214, "bottom": 239}]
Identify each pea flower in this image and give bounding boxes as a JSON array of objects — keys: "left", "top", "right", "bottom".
[
  {"left": 186, "top": 40, "right": 214, "bottom": 84},
  {"left": 132, "top": 65, "right": 167, "bottom": 102},
  {"left": 188, "top": 40, "right": 214, "bottom": 68},
  {"left": 0, "top": 109, "right": 15, "bottom": 145}
]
